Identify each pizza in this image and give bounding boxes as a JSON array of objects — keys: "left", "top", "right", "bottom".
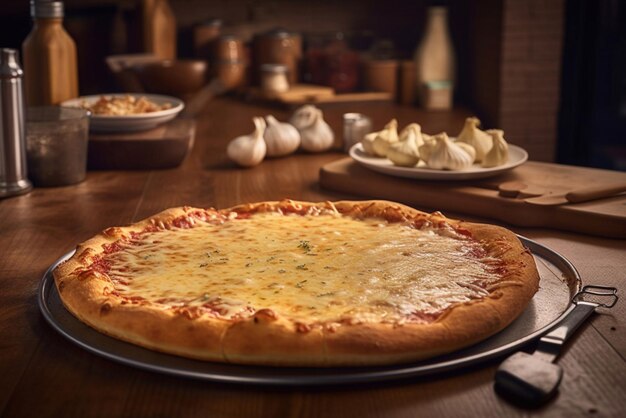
[{"left": 53, "top": 200, "right": 539, "bottom": 366}]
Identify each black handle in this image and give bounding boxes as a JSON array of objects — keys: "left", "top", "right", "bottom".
[
  {"left": 533, "top": 302, "right": 597, "bottom": 363},
  {"left": 533, "top": 285, "right": 618, "bottom": 363}
]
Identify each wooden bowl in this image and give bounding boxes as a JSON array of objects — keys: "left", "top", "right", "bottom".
[
  {"left": 132, "top": 59, "right": 209, "bottom": 98},
  {"left": 106, "top": 54, "right": 163, "bottom": 93}
]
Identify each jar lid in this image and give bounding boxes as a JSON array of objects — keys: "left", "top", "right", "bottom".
[
  {"left": 200, "top": 18, "right": 222, "bottom": 27},
  {"left": 343, "top": 113, "right": 367, "bottom": 122},
  {"left": 264, "top": 28, "right": 298, "bottom": 39},
  {"left": 30, "top": 0, "right": 64, "bottom": 18},
  {"left": 260, "top": 64, "right": 288, "bottom": 73},
  {"left": 218, "top": 34, "right": 241, "bottom": 41}
]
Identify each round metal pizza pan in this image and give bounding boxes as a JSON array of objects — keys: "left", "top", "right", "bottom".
[{"left": 38, "top": 236, "right": 581, "bottom": 386}]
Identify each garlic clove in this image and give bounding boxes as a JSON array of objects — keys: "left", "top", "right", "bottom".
[
  {"left": 227, "top": 117, "right": 267, "bottom": 167},
  {"left": 264, "top": 115, "right": 301, "bottom": 157},
  {"left": 387, "top": 123, "right": 424, "bottom": 166},
  {"left": 426, "top": 132, "right": 474, "bottom": 170},
  {"left": 418, "top": 134, "right": 437, "bottom": 163},
  {"left": 361, "top": 131, "right": 378, "bottom": 156},
  {"left": 455, "top": 142, "right": 476, "bottom": 164},
  {"left": 482, "top": 129, "right": 509, "bottom": 167},
  {"left": 456, "top": 117, "right": 492, "bottom": 162},
  {"left": 398, "top": 123, "right": 425, "bottom": 149},
  {"left": 292, "top": 106, "right": 334, "bottom": 153},
  {"left": 387, "top": 135, "right": 420, "bottom": 167},
  {"left": 372, "top": 119, "right": 399, "bottom": 157}
]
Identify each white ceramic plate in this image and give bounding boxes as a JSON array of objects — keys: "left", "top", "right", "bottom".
[
  {"left": 349, "top": 143, "right": 528, "bottom": 180},
  {"left": 62, "top": 94, "right": 184, "bottom": 133}
]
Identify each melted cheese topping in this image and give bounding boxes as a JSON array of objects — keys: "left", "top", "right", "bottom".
[{"left": 105, "top": 212, "right": 501, "bottom": 324}]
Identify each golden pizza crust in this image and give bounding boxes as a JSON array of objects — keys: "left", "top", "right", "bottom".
[{"left": 53, "top": 200, "right": 539, "bottom": 366}]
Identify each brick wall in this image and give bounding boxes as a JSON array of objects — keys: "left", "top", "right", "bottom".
[{"left": 499, "top": 0, "right": 565, "bottom": 162}]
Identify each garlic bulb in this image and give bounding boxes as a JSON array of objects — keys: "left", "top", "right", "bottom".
[
  {"left": 263, "top": 115, "right": 300, "bottom": 157},
  {"left": 227, "top": 117, "right": 267, "bottom": 167},
  {"left": 290, "top": 105, "right": 334, "bottom": 152},
  {"left": 418, "top": 134, "right": 437, "bottom": 162},
  {"left": 426, "top": 133, "right": 474, "bottom": 170},
  {"left": 387, "top": 123, "right": 424, "bottom": 166},
  {"left": 482, "top": 129, "right": 509, "bottom": 167},
  {"left": 399, "top": 123, "right": 425, "bottom": 148},
  {"left": 455, "top": 142, "right": 476, "bottom": 163},
  {"left": 361, "top": 131, "right": 378, "bottom": 155},
  {"left": 456, "top": 117, "right": 492, "bottom": 162},
  {"left": 372, "top": 119, "right": 399, "bottom": 157},
  {"left": 387, "top": 139, "right": 418, "bottom": 167},
  {"left": 290, "top": 105, "right": 317, "bottom": 130}
]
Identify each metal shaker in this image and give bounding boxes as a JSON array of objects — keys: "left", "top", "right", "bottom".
[
  {"left": 0, "top": 48, "right": 32, "bottom": 198},
  {"left": 343, "top": 113, "right": 372, "bottom": 153}
]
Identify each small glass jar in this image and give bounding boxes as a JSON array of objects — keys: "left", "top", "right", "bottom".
[
  {"left": 322, "top": 32, "right": 360, "bottom": 93},
  {"left": 260, "top": 64, "right": 289, "bottom": 94},
  {"left": 26, "top": 106, "right": 89, "bottom": 187}
]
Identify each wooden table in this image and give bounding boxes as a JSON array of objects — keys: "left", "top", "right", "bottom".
[{"left": 1, "top": 98, "right": 624, "bottom": 417}]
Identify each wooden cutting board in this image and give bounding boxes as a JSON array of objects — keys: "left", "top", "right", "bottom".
[
  {"left": 319, "top": 158, "right": 626, "bottom": 238},
  {"left": 88, "top": 118, "right": 195, "bottom": 170},
  {"left": 248, "top": 84, "right": 392, "bottom": 106}
]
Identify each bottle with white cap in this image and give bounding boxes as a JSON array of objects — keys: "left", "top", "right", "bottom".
[
  {"left": 0, "top": 48, "right": 32, "bottom": 198},
  {"left": 22, "top": 0, "right": 79, "bottom": 106}
]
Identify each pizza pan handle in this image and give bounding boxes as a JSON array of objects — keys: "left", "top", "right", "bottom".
[
  {"left": 534, "top": 285, "right": 617, "bottom": 364},
  {"left": 495, "top": 285, "right": 617, "bottom": 407},
  {"left": 533, "top": 302, "right": 596, "bottom": 363},
  {"left": 572, "top": 285, "right": 618, "bottom": 308}
]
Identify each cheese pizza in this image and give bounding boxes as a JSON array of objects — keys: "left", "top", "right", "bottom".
[{"left": 53, "top": 200, "right": 539, "bottom": 366}]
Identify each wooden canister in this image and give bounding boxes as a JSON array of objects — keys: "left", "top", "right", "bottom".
[
  {"left": 363, "top": 60, "right": 399, "bottom": 99},
  {"left": 193, "top": 19, "right": 222, "bottom": 59},
  {"left": 214, "top": 35, "right": 245, "bottom": 63},
  {"left": 214, "top": 60, "right": 247, "bottom": 90}
]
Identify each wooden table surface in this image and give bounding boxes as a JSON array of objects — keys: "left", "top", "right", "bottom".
[{"left": 1, "top": 97, "right": 624, "bottom": 417}]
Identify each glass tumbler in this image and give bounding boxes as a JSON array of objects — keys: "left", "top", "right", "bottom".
[{"left": 26, "top": 106, "right": 89, "bottom": 187}]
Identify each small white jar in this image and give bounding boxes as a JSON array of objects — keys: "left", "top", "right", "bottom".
[{"left": 260, "top": 64, "right": 289, "bottom": 93}]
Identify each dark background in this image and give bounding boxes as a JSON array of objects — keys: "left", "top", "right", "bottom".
[{"left": 558, "top": 0, "right": 626, "bottom": 170}]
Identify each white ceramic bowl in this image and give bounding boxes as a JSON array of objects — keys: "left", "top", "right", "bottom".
[{"left": 62, "top": 94, "right": 184, "bottom": 133}]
